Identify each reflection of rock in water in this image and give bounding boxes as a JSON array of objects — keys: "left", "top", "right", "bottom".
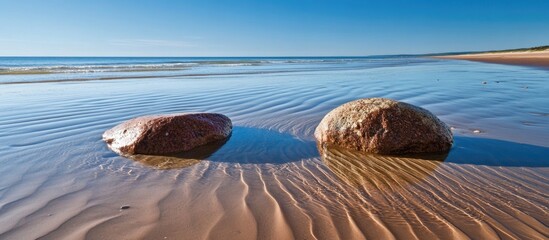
[
  {"left": 319, "top": 144, "right": 446, "bottom": 189},
  {"left": 127, "top": 138, "right": 228, "bottom": 170}
]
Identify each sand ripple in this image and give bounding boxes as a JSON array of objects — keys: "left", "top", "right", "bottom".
[{"left": 0, "top": 60, "right": 548, "bottom": 239}]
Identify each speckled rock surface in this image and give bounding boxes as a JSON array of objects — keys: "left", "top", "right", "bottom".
[
  {"left": 314, "top": 98, "right": 453, "bottom": 154},
  {"left": 103, "top": 113, "right": 232, "bottom": 155}
]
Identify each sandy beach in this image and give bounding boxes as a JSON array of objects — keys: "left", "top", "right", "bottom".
[
  {"left": 0, "top": 57, "right": 548, "bottom": 239},
  {"left": 2, "top": 0, "right": 549, "bottom": 238},
  {"left": 435, "top": 50, "right": 549, "bottom": 68}
]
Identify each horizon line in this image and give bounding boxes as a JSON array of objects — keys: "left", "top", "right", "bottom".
[
  {"left": 2, "top": 45, "right": 545, "bottom": 58},
  {"left": 0, "top": 52, "right": 468, "bottom": 58}
]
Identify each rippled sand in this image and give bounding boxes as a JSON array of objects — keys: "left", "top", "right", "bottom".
[{"left": 0, "top": 59, "right": 548, "bottom": 239}]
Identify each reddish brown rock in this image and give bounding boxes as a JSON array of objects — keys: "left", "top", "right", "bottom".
[
  {"left": 314, "top": 98, "right": 453, "bottom": 154},
  {"left": 103, "top": 113, "right": 232, "bottom": 155}
]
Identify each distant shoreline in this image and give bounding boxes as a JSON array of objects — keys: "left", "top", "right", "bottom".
[{"left": 434, "top": 49, "right": 549, "bottom": 68}]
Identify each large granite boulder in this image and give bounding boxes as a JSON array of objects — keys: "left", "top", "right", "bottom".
[
  {"left": 103, "top": 113, "right": 232, "bottom": 155},
  {"left": 314, "top": 98, "right": 453, "bottom": 154}
]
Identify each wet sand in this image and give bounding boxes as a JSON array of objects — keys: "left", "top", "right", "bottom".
[
  {"left": 0, "top": 59, "right": 548, "bottom": 239},
  {"left": 435, "top": 50, "right": 549, "bottom": 68}
]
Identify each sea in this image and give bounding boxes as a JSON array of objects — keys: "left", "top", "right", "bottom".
[{"left": 0, "top": 56, "right": 431, "bottom": 84}]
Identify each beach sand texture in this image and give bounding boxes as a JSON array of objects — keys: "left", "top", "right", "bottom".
[
  {"left": 436, "top": 50, "right": 549, "bottom": 68},
  {"left": 0, "top": 58, "right": 548, "bottom": 239}
]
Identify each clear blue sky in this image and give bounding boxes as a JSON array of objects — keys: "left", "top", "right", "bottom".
[{"left": 1, "top": 0, "right": 548, "bottom": 56}]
